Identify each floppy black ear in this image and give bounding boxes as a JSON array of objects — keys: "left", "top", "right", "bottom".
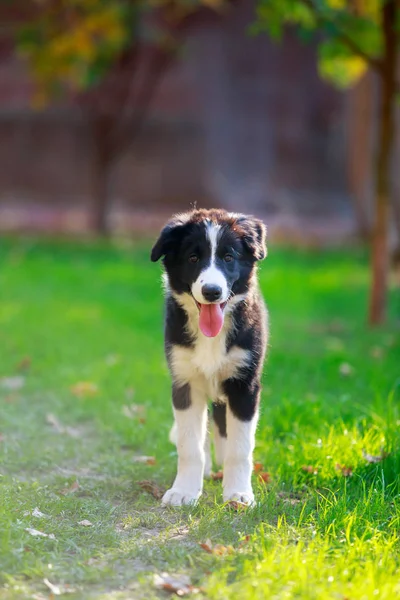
[
  {"left": 150, "top": 215, "right": 190, "bottom": 262},
  {"left": 150, "top": 225, "right": 174, "bottom": 262},
  {"left": 237, "top": 216, "right": 267, "bottom": 261}
]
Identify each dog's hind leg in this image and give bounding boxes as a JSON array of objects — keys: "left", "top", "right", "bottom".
[
  {"left": 204, "top": 426, "right": 212, "bottom": 477},
  {"left": 212, "top": 401, "right": 227, "bottom": 467}
]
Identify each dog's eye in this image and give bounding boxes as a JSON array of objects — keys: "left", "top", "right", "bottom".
[
  {"left": 224, "top": 254, "right": 233, "bottom": 263},
  {"left": 189, "top": 254, "right": 199, "bottom": 263}
]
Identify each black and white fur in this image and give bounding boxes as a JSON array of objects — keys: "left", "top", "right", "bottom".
[{"left": 151, "top": 209, "right": 268, "bottom": 506}]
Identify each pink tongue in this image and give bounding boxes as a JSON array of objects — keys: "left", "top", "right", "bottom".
[{"left": 199, "top": 303, "right": 224, "bottom": 337}]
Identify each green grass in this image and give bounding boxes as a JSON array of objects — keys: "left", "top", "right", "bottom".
[{"left": 0, "top": 236, "right": 399, "bottom": 599}]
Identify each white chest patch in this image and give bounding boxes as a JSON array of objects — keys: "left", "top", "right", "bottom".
[{"left": 169, "top": 292, "right": 251, "bottom": 400}]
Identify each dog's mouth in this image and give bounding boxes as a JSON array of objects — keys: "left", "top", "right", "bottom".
[{"left": 194, "top": 299, "right": 228, "bottom": 338}]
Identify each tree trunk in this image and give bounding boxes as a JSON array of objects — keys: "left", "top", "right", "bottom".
[
  {"left": 90, "top": 116, "right": 113, "bottom": 236},
  {"left": 368, "top": 0, "right": 397, "bottom": 325},
  {"left": 347, "top": 71, "right": 373, "bottom": 241},
  {"left": 86, "top": 50, "right": 171, "bottom": 235}
]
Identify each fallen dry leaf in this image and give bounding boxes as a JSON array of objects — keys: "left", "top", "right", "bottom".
[
  {"left": 279, "top": 495, "right": 301, "bottom": 506},
  {"left": 85, "top": 556, "right": 108, "bottom": 569},
  {"left": 122, "top": 405, "right": 134, "bottom": 419},
  {"left": 335, "top": 463, "right": 353, "bottom": 477},
  {"left": 199, "top": 540, "right": 213, "bottom": 553},
  {"left": 310, "top": 319, "right": 346, "bottom": 334},
  {"left": 302, "top": 465, "right": 318, "bottom": 475},
  {"left": 25, "top": 528, "right": 56, "bottom": 540},
  {"left": 170, "top": 526, "right": 190, "bottom": 540},
  {"left": 370, "top": 346, "right": 384, "bottom": 359},
  {"left": 105, "top": 354, "right": 120, "bottom": 366},
  {"left": 46, "top": 413, "right": 63, "bottom": 432},
  {"left": 199, "top": 539, "right": 234, "bottom": 556},
  {"left": 325, "top": 337, "right": 344, "bottom": 352},
  {"left": 43, "top": 578, "right": 61, "bottom": 596},
  {"left": 24, "top": 507, "right": 46, "bottom": 518},
  {"left": 78, "top": 519, "right": 92, "bottom": 527},
  {"left": 43, "top": 579, "right": 76, "bottom": 596},
  {"left": 238, "top": 534, "right": 251, "bottom": 548},
  {"left": 138, "top": 480, "right": 165, "bottom": 500},
  {"left": 339, "top": 363, "right": 353, "bottom": 377},
  {"left": 154, "top": 572, "right": 200, "bottom": 596},
  {"left": 4, "top": 393, "right": 17, "bottom": 403},
  {"left": 0, "top": 433, "right": 4, "bottom": 442},
  {"left": 226, "top": 500, "right": 249, "bottom": 511},
  {"left": 207, "top": 543, "right": 234, "bottom": 556},
  {"left": 362, "top": 448, "right": 389, "bottom": 463},
  {"left": 1, "top": 375, "right": 25, "bottom": 390},
  {"left": 122, "top": 404, "right": 146, "bottom": 420},
  {"left": 60, "top": 481, "right": 79, "bottom": 495},
  {"left": 211, "top": 471, "right": 223, "bottom": 480},
  {"left": 133, "top": 455, "right": 156, "bottom": 465},
  {"left": 125, "top": 387, "right": 135, "bottom": 400},
  {"left": 253, "top": 462, "right": 264, "bottom": 473},
  {"left": 70, "top": 381, "right": 98, "bottom": 398},
  {"left": 45, "top": 413, "right": 80, "bottom": 438},
  {"left": 277, "top": 491, "right": 304, "bottom": 505},
  {"left": 16, "top": 356, "right": 31, "bottom": 371},
  {"left": 384, "top": 335, "right": 395, "bottom": 347},
  {"left": 258, "top": 472, "right": 271, "bottom": 484}
]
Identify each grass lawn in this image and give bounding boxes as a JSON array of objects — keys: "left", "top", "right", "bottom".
[{"left": 0, "top": 236, "right": 399, "bottom": 600}]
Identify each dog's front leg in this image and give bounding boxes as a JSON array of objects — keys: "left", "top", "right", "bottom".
[
  {"left": 162, "top": 383, "right": 207, "bottom": 506},
  {"left": 222, "top": 379, "right": 260, "bottom": 505}
]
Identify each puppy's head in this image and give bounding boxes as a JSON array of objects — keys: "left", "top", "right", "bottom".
[{"left": 151, "top": 209, "right": 266, "bottom": 337}]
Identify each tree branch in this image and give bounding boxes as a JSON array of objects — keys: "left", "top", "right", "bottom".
[
  {"left": 109, "top": 47, "right": 172, "bottom": 159},
  {"left": 107, "top": 7, "right": 194, "bottom": 159}
]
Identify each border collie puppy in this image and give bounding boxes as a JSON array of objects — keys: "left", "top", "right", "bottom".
[{"left": 151, "top": 209, "right": 268, "bottom": 506}]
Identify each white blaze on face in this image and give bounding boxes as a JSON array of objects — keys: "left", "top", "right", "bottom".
[{"left": 191, "top": 222, "right": 229, "bottom": 305}]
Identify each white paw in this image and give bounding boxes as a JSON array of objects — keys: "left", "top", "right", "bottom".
[
  {"left": 223, "top": 490, "right": 255, "bottom": 506},
  {"left": 161, "top": 488, "right": 201, "bottom": 506}
]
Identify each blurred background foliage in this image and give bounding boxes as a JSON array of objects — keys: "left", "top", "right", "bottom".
[{"left": 0, "top": 0, "right": 399, "bottom": 324}]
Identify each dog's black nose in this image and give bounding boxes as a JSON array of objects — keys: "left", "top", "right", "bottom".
[{"left": 202, "top": 284, "right": 222, "bottom": 302}]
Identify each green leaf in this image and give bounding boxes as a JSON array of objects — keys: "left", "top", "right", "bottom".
[{"left": 318, "top": 39, "right": 367, "bottom": 88}]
